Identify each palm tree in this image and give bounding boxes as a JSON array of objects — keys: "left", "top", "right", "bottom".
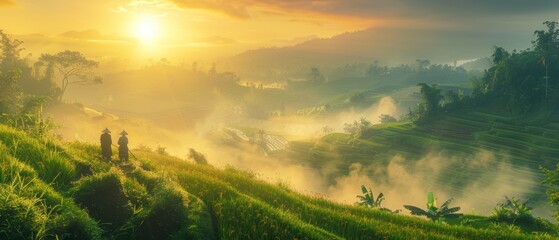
[{"left": 533, "top": 21, "right": 559, "bottom": 99}]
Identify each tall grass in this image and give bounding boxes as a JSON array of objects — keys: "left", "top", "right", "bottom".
[
  {"left": 0, "top": 183, "right": 49, "bottom": 240},
  {"left": 142, "top": 151, "right": 549, "bottom": 239},
  {"left": 0, "top": 125, "right": 76, "bottom": 186}
]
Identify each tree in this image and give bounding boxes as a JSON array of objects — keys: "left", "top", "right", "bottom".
[
  {"left": 403, "top": 192, "right": 462, "bottom": 222},
  {"left": 343, "top": 117, "right": 372, "bottom": 136},
  {"left": 39, "top": 50, "right": 101, "bottom": 101},
  {"left": 309, "top": 67, "right": 325, "bottom": 83},
  {"left": 417, "top": 83, "right": 443, "bottom": 119},
  {"left": 533, "top": 21, "right": 559, "bottom": 99},
  {"left": 379, "top": 114, "right": 397, "bottom": 123},
  {"left": 321, "top": 126, "right": 333, "bottom": 136},
  {"left": 0, "top": 69, "right": 21, "bottom": 114},
  {"left": 415, "top": 59, "right": 431, "bottom": 71},
  {"left": 542, "top": 165, "right": 559, "bottom": 221},
  {"left": 491, "top": 46, "right": 510, "bottom": 65},
  {"left": 0, "top": 30, "right": 25, "bottom": 71}
]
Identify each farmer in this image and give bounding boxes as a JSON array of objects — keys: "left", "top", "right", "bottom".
[
  {"left": 118, "top": 130, "right": 129, "bottom": 161},
  {"left": 100, "top": 128, "right": 112, "bottom": 161}
]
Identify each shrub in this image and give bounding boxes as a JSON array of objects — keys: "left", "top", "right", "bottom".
[
  {"left": 133, "top": 184, "right": 189, "bottom": 240},
  {"left": 188, "top": 148, "right": 208, "bottom": 165},
  {"left": 404, "top": 192, "right": 462, "bottom": 222},
  {"left": 379, "top": 114, "right": 397, "bottom": 123},
  {"left": 491, "top": 196, "right": 533, "bottom": 224},
  {"left": 71, "top": 170, "right": 133, "bottom": 232}
]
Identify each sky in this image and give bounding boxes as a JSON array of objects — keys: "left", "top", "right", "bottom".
[{"left": 1, "top": 0, "right": 559, "bottom": 66}]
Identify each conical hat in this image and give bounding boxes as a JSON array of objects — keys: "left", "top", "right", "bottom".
[
  {"left": 120, "top": 130, "right": 128, "bottom": 135},
  {"left": 102, "top": 128, "right": 111, "bottom": 133}
]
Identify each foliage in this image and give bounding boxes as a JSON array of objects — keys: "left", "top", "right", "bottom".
[
  {"left": 39, "top": 50, "right": 102, "bottom": 101},
  {"left": 491, "top": 196, "right": 533, "bottom": 224},
  {"left": 355, "top": 185, "right": 397, "bottom": 213},
  {"left": 71, "top": 170, "right": 133, "bottom": 232},
  {"left": 321, "top": 126, "right": 334, "bottom": 136},
  {"left": 472, "top": 21, "right": 559, "bottom": 115},
  {"left": 349, "top": 92, "right": 365, "bottom": 104},
  {"left": 308, "top": 67, "right": 325, "bottom": 83},
  {"left": 0, "top": 123, "right": 554, "bottom": 239},
  {"left": 343, "top": 117, "right": 372, "bottom": 137},
  {"left": 416, "top": 83, "right": 443, "bottom": 120},
  {"left": 542, "top": 164, "right": 559, "bottom": 222},
  {"left": 0, "top": 184, "right": 50, "bottom": 240},
  {"left": 379, "top": 114, "right": 397, "bottom": 123},
  {"left": 132, "top": 183, "right": 191, "bottom": 240},
  {"left": 7, "top": 96, "right": 58, "bottom": 138},
  {"left": 0, "top": 30, "right": 25, "bottom": 71},
  {"left": 533, "top": 21, "right": 559, "bottom": 99},
  {"left": 188, "top": 148, "right": 208, "bottom": 165},
  {"left": 404, "top": 192, "right": 462, "bottom": 222},
  {"left": 0, "top": 125, "right": 75, "bottom": 186},
  {"left": 356, "top": 185, "right": 384, "bottom": 208},
  {"left": 0, "top": 69, "right": 22, "bottom": 115}
]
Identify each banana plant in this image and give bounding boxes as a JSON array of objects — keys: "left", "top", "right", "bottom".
[
  {"left": 403, "top": 192, "right": 462, "bottom": 222},
  {"left": 356, "top": 185, "right": 384, "bottom": 208}
]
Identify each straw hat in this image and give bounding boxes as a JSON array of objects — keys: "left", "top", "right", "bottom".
[
  {"left": 102, "top": 128, "right": 111, "bottom": 133},
  {"left": 120, "top": 130, "right": 128, "bottom": 136}
]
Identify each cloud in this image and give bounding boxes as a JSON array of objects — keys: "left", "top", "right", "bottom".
[
  {"left": 116, "top": 0, "right": 174, "bottom": 15},
  {"left": 0, "top": 0, "right": 16, "bottom": 7},
  {"left": 57, "top": 29, "right": 132, "bottom": 42},
  {"left": 164, "top": 0, "right": 559, "bottom": 21},
  {"left": 169, "top": 0, "right": 251, "bottom": 19},
  {"left": 194, "top": 36, "right": 237, "bottom": 45}
]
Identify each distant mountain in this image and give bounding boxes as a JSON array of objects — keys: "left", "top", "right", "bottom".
[{"left": 226, "top": 26, "right": 529, "bottom": 69}]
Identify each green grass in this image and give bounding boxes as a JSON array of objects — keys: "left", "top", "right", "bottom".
[{"left": 0, "top": 123, "right": 557, "bottom": 239}]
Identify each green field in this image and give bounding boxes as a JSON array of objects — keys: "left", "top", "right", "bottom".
[
  {"left": 0, "top": 121, "right": 558, "bottom": 239},
  {"left": 281, "top": 105, "right": 559, "bottom": 217}
]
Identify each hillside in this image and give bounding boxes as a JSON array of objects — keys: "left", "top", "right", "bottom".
[
  {"left": 282, "top": 104, "right": 559, "bottom": 216},
  {"left": 0, "top": 123, "right": 557, "bottom": 239},
  {"left": 225, "top": 26, "right": 529, "bottom": 72}
]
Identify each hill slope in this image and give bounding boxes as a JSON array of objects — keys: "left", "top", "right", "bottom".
[
  {"left": 283, "top": 104, "right": 559, "bottom": 216},
  {"left": 226, "top": 26, "right": 529, "bottom": 71},
  {"left": 0, "top": 124, "right": 554, "bottom": 239}
]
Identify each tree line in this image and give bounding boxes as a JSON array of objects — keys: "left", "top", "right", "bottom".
[
  {"left": 0, "top": 30, "right": 100, "bottom": 135},
  {"left": 404, "top": 21, "right": 559, "bottom": 123}
]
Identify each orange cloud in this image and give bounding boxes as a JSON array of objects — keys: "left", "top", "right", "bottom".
[
  {"left": 0, "top": 0, "right": 16, "bottom": 7},
  {"left": 166, "top": 0, "right": 559, "bottom": 22}
]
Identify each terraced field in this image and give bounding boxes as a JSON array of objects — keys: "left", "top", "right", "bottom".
[
  {"left": 282, "top": 106, "right": 559, "bottom": 215},
  {"left": 1, "top": 123, "right": 556, "bottom": 239}
]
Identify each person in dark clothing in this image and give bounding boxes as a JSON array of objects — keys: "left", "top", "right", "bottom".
[
  {"left": 118, "top": 130, "right": 129, "bottom": 161},
  {"left": 100, "top": 128, "right": 112, "bottom": 161}
]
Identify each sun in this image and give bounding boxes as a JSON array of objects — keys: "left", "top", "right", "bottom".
[{"left": 133, "top": 17, "right": 160, "bottom": 43}]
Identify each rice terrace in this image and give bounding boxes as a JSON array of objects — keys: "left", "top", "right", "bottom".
[{"left": 2, "top": 0, "right": 559, "bottom": 239}]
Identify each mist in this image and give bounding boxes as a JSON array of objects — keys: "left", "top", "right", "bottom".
[{"left": 46, "top": 82, "right": 552, "bottom": 220}]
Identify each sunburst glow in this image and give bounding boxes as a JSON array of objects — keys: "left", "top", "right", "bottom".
[{"left": 133, "top": 17, "right": 160, "bottom": 43}]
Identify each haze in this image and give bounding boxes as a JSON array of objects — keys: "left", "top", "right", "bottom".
[{"left": 2, "top": 0, "right": 559, "bottom": 221}]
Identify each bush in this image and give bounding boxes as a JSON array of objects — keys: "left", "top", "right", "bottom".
[
  {"left": 188, "top": 148, "right": 208, "bottom": 165},
  {"left": 379, "top": 114, "right": 397, "bottom": 124},
  {"left": 71, "top": 170, "right": 133, "bottom": 232},
  {"left": 133, "top": 184, "right": 189, "bottom": 240},
  {"left": 491, "top": 196, "right": 533, "bottom": 224}
]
